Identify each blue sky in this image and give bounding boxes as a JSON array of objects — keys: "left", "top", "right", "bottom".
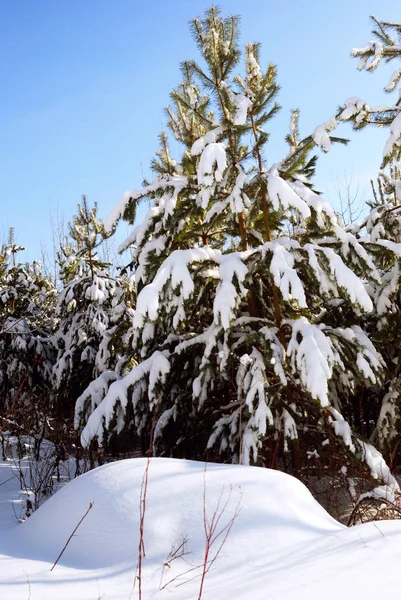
[{"left": 1, "top": 0, "right": 399, "bottom": 262}]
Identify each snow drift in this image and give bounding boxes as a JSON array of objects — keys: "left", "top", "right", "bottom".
[
  {"left": 11, "top": 458, "right": 342, "bottom": 568},
  {"left": 1, "top": 457, "right": 401, "bottom": 599}
]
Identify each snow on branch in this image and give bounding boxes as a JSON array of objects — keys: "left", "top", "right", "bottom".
[
  {"left": 385, "top": 69, "right": 401, "bottom": 93},
  {"left": 333, "top": 228, "right": 381, "bottom": 282},
  {"left": 338, "top": 97, "right": 370, "bottom": 127},
  {"left": 319, "top": 247, "right": 373, "bottom": 311},
  {"left": 359, "top": 441, "right": 399, "bottom": 493},
  {"left": 191, "top": 127, "right": 222, "bottom": 156},
  {"left": 383, "top": 112, "right": 401, "bottom": 159},
  {"left": 351, "top": 325, "right": 385, "bottom": 383},
  {"left": 312, "top": 117, "right": 338, "bottom": 153},
  {"left": 267, "top": 169, "right": 311, "bottom": 219},
  {"left": 328, "top": 407, "right": 355, "bottom": 452},
  {"left": 377, "top": 377, "right": 401, "bottom": 446},
  {"left": 134, "top": 247, "right": 249, "bottom": 343},
  {"left": 197, "top": 142, "right": 227, "bottom": 185},
  {"left": 230, "top": 92, "right": 252, "bottom": 125},
  {"left": 376, "top": 261, "right": 400, "bottom": 315},
  {"left": 74, "top": 370, "right": 122, "bottom": 429},
  {"left": 135, "top": 236, "right": 167, "bottom": 285},
  {"left": 326, "top": 325, "right": 384, "bottom": 390},
  {"left": 227, "top": 164, "right": 250, "bottom": 214},
  {"left": 287, "top": 318, "right": 339, "bottom": 407},
  {"left": 264, "top": 239, "right": 307, "bottom": 308},
  {"left": 289, "top": 180, "right": 337, "bottom": 227},
  {"left": 134, "top": 247, "right": 215, "bottom": 333},
  {"left": 214, "top": 253, "right": 248, "bottom": 329},
  {"left": 238, "top": 348, "right": 274, "bottom": 465},
  {"left": 259, "top": 326, "right": 287, "bottom": 385},
  {"left": 79, "top": 351, "right": 170, "bottom": 447},
  {"left": 105, "top": 175, "right": 188, "bottom": 235},
  {"left": 351, "top": 40, "right": 384, "bottom": 72},
  {"left": 204, "top": 165, "right": 250, "bottom": 222}
]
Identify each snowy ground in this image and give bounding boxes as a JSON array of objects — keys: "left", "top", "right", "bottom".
[{"left": 0, "top": 456, "right": 400, "bottom": 599}]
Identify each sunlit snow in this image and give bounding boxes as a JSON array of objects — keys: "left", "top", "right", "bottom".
[{"left": 1, "top": 457, "right": 401, "bottom": 599}]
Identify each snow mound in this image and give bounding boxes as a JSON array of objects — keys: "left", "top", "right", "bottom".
[
  {"left": 13, "top": 458, "right": 341, "bottom": 569},
  {"left": 2, "top": 458, "right": 401, "bottom": 599}
]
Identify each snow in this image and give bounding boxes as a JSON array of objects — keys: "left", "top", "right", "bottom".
[
  {"left": 268, "top": 239, "right": 307, "bottom": 307},
  {"left": 214, "top": 253, "right": 248, "bottom": 329},
  {"left": 227, "top": 163, "right": 250, "bottom": 213},
  {"left": 383, "top": 112, "right": 401, "bottom": 158},
  {"left": 190, "top": 127, "right": 222, "bottom": 156},
  {"left": 377, "top": 378, "right": 401, "bottom": 444},
  {"left": 351, "top": 40, "right": 383, "bottom": 71},
  {"left": 260, "top": 325, "right": 287, "bottom": 385},
  {"left": 245, "top": 43, "right": 262, "bottom": 82},
  {"left": 204, "top": 165, "right": 250, "bottom": 221},
  {"left": 186, "top": 83, "right": 198, "bottom": 107},
  {"left": 351, "top": 325, "right": 385, "bottom": 384},
  {"left": 320, "top": 247, "right": 373, "bottom": 311},
  {"left": 231, "top": 93, "right": 252, "bottom": 125},
  {"left": 2, "top": 456, "right": 401, "bottom": 599},
  {"left": 133, "top": 247, "right": 250, "bottom": 340},
  {"left": 236, "top": 348, "right": 274, "bottom": 464},
  {"left": 338, "top": 97, "right": 369, "bottom": 122},
  {"left": 79, "top": 351, "right": 170, "bottom": 446},
  {"left": 267, "top": 168, "right": 311, "bottom": 219},
  {"left": 74, "top": 370, "right": 121, "bottom": 429},
  {"left": 287, "top": 317, "right": 338, "bottom": 407},
  {"left": 385, "top": 69, "right": 401, "bottom": 93},
  {"left": 328, "top": 407, "right": 356, "bottom": 452},
  {"left": 196, "top": 141, "right": 227, "bottom": 209},
  {"left": 134, "top": 247, "right": 214, "bottom": 332},
  {"left": 197, "top": 141, "right": 227, "bottom": 185},
  {"left": 105, "top": 175, "right": 188, "bottom": 236},
  {"left": 312, "top": 116, "right": 338, "bottom": 152},
  {"left": 135, "top": 235, "right": 167, "bottom": 284},
  {"left": 289, "top": 179, "right": 337, "bottom": 226}
]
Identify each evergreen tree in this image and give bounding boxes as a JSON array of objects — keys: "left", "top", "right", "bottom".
[
  {"left": 0, "top": 229, "right": 56, "bottom": 442},
  {"left": 334, "top": 15, "right": 401, "bottom": 468},
  {"left": 353, "top": 168, "right": 401, "bottom": 462},
  {"left": 53, "top": 197, "right": 134, "bottom": 430},
  {"left": 337, "top": 15, "right": 401, "bottom": 167},
  {"left": 76, "top": 9, "right": 392, "bottom": 492}
]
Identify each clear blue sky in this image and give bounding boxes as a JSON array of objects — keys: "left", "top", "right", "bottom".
[{"left": 1, "top": 0, "right": 399, "bottom": 262}]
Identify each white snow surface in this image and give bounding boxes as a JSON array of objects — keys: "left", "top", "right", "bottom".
[{"left": 1, "top": 457, "right": 401, "bottom": 599}]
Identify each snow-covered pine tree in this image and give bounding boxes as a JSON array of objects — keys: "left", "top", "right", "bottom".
[
  {"left": 337, "top": 15, "right": 401, "bottom": 168},
  {"left": 76, "top": 8, "right": 392, "bottom": 490},
  {"left": 0, "top": 229, "right": 56, "bottom": 445},
  {"left": 53, "top": 197, "right": 135, "bottom": 439},
  {"left": 349, "top": 167, "right": 401, "bottom": 464},
  {"left": 333, "top": 16, "right": 401, "bottom": 469}
]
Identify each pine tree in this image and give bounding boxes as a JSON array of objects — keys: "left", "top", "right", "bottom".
[
  {"left": 353, "top": 168, "right": 401, "bottom": 462},
  {"left": 53, "top": 197, "right": 134, "bottom": 432},
  {"left": 332, "top": 15, "right": 401, "bottom": 469},
  {"left": 0, "top": 229, "right": 56, "bottom": 443},
  {"left": 337, "top": 15, "right": 401, "bottom": 168},
  {"left": 76, "top": 9, "right": 393, "bottom": 492}
]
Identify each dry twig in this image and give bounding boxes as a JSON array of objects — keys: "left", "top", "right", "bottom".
[{"left": 50, "top": 501, "right": 94, "bottom": 571}]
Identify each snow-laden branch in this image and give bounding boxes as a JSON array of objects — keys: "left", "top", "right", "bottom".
[
  {"left": 105, "top": 175, "right": 188, "bottom": 235},
  {"left": 79, "top": 351, "right": 170, "bottom": 447}
]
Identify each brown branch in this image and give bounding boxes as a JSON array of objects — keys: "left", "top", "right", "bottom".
[
  {"left": 0, "top": 370, "right": 30, "bottom": 437},
  {"left": 50, "top": 501, "right": 94, "bottom": 571},
  {"left": 197, "top": 466, "right": 241, "bottom": 599}
]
